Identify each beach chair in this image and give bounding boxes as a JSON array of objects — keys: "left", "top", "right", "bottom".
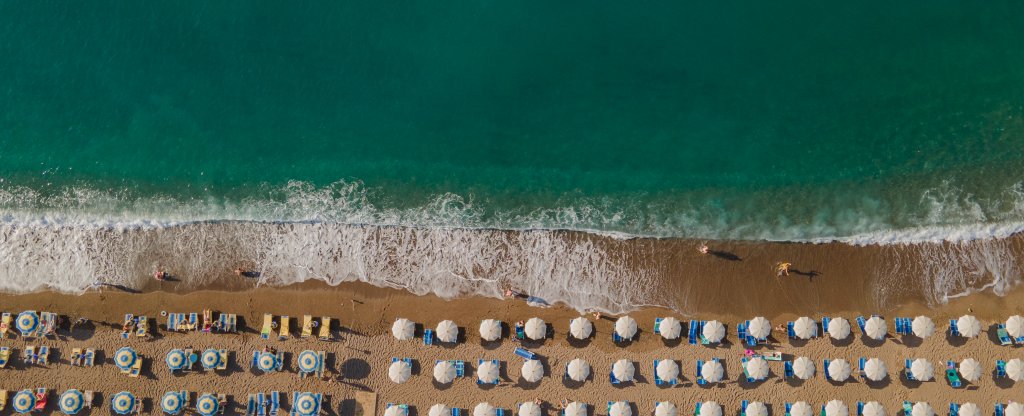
[
  {"left": 821, "top": 317, "right": 831, "bottom": 333},
  {"left": 187, "top": 312, "right": 198, "bottom": 331},
  {"left": 786, "top": 403, "right": 793, "bottom": 416},
  {"left": 24, "top": 345, "right": 36, "bottom": 364},
  {"left": 34, "top": 388, "right": 46, "bottom": 412},
  {"left": 40, "top": 312, "right": 57, "bottom": 337},
  {"left": 257, "top": 393, "right": 267, "bottom": 416},
  {"left": 858, "top": 357, "right": 867, "bottom": 378},
  {"left": 453, "top": 409, "right": 461, "bottom": 416},
  {"left": 269, "top": 391, "right": 280, "bottom": 416},
  {"left": 71, "top": 347, "right": 83, "bottom": 366},
  {"left": 904, "top": 359, "right": 915, "bottom": 381},
  {"left": 949, "top": 319, "right": 961, "bottom": 337},
  {"left": 318, "top": 317, "right": 331, "bottom": 341},
  {"left": 496, "top": 409, "right": 505, "bottom": 416},
  {"left": 689, "top": 320, "right": 699, "bottom": 345},
  {"left": 261, "top": 314, "right": 273, "bottom": 339},
  {"left": 613, "top": 331, "right": 624, "bottom": 343},
  {"left": 996, "top": 360, "right": 1007, "bottom": 378},
  {"left": 654, "top": 318, "right": 663, "bottom": 334},
  {"left": 122, "top": 314, "right": 135, "bottom": 339},
  {"left": 84, "top": 348, "right": 95, "bottom": 366},
  {"left": 137, "top": 316, "right": 149, "bottom": 337},
  {"left": 610, "top": 370, "right": 621, "bottom": 384},
  {"left": 0, "top": 312, "right": 10, "bottom": 339},
  {"left": 84, "top": 391, "right": 94, "bottom": 409},
  {"left": 857, "top": 403, "right": 864, "bottom": 416},
  {"left": 950, "top": 404, "right": 960, "bottom": 416},
  {"left": 0, "top": 390, "right": 7, "bottom": 411},
  {"left": 946, "top": 361, "right": 961, "bottom": 387},
  {"left": 203, "top": 310, "right": 213, "bottom": 333},
  {"left": 130, "top": 356, "right": 143, "bottom": 377},
  {"left": 247, "top": 394, "right": 258, "bottom": 416},
  {"left": 515, "top": 322, "right": 525, "bottom": 340},
  {"left": 996, "top": 404, "right": 1005, "bottom": 416},
  {"left": 424, "top": 329, "right": 435, "bottom": 345},
  {"left": 903, "top": 402, "right": 912, "bottom": 416},
  {"left": 222, "top": 314, "right": 237, "bottom": 333},
  {"left": 301, "top": 315, "right": 313, "bottom": 338},
  {"left": 696, "top": 360, "right": 706, "bottom": 385},
  {"left": 784, "top": 361, "right": 794, "bottom": 379},
  {"left": 741, "top": 357, "right": 756, "bottom": 383},
  {"left": 37, "top": 345, "right": 49, "bottom": 365},
  {"left": 278, "top": 316, "right": 289, "bottom": 340},
  {"left": 514, "top": 347, "right": 536, "bottom": 360},
  {"left": 856, "top": 316, "right": 867, "bottom": 334},
  {"left": 218, "top": 349, "right": 229, "bottom": 370},
  {"left": 696, "top": 402, "right": 703, "bottom": 416},
  {"left": 738, "top": 322, "right": 748, "bottom": 342},
  {"left": 218, "top": 394, "right": 227, "bottom": 415},
  {"left": 787, "top": 322, "right": 796, "bottom": 339},
  {"left": 654, "top": 360, "right": 664, "bottom": 385},
  {"left": 168, "top": 313, "right": 179, "bottom": 331},
  {"left": 743, "top": 321, "right": 757, "bottom": 346},
  {"left": 0, "top": 347, "right": 9, "bottom": 368},
  {"left": 997, "top": 324, "right": 1012, "bottom": 345},
  {"left": 742, "top": 401, "right": 750, "bottom": 416},
  {"left": 454, "top": 360, "right": 465, "bottom": 377}
]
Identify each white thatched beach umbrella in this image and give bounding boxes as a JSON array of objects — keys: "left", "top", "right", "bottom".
[
  {"left": 389, "top": 360, "right": 412, "bottom": 383},
  {"left": 910, "top": 358, "right": 933, "bottom": 381},
  {"left": 911, "top": 402, "right": 933, "bottom": 416},
  {"left": 701, "top": 360, "right": 724, "bottom": 383},
  {"left": 477, "top": 360, "right": 499, "bottom": 384},
  {"left": 1005, "top": 403, "right": 1023, "bottom": 416},
  {"left": 864, "top": 316, "right": 886, "bottom": 340},
  {"left": 1006, "top": 358, "right": 1024, "bottom": 381},
  {"left": 564, "top": 403, "right": 587, "bottom": 416},
  {"left": 748, "top": 317, "right": 771, "bottom": 339},
  {"left": 615, "top": 316, "right": 637, "bottom": 339},
  {"left": 745, "top": 402, "right": 767, "bottom": 416},
  {"left": 433, "top": 360, "right": 456, "bottom": 384},
  {"left": 655, "top": 360, "right": 679, "bottom": 382},
  {"left": 392, "top": 318, "right": 415, "bottom": 340},
  {"left": 655, "top": 402, "right": 677, "bottom": 416},
  {"left": 792, "top": 356, "right": 815, "bottom": 380},
  {"left": 864, "top": 358, "right": 887, "bottom": 381},
  {"left": 959, "top": 358, "right": 981, "bottom": 382},
  {"left": 569, "top": 317, "right": 593, "bottom": 339},
  {"left": 479, "top": 319, "right": 501, "bottom": 341},
  {"left": 912, "top": 316, "right": 935, "bottom": 338},
  {"left": 474, "top": 403, "right": 496, "bottom": 416},
  {"left": 828, "top": 359, "right": 852, "bottom": 382},
  {"left": 700, "top": 403, "right": 722, "bottom": 416},
  {"left": 521, "top": 360, "right": 544, "bottom": 382},
  {"left": 519, "top": 402, "right": 541, "bottom": 416},
  {"left": 959, "top": 404, "right": 980, "bottom": 416},
  {"left": 429, "top": 404, "right": 451, "bottom": 416},
  {"left": 793, "top": 317, "right": 816, "bottom": 339},
  {"left": 957, "top": 315, "right": 981, "bottom": 338},
  {"left": 828, "top": 318, "right": 851, "bottom": 340},
  {"left": 612, "top": 359, "right": 635, "bottom": 382},
  {"left": 790, "top": 403, "right": 812, "bottom": 416},
  {"left": 824, "top": 401, "right": 849, "bottom": 416},
  {"left": 703, "top": 320, "right": 725, "bottom": 343},
  {"left": 609, "top": 402, "right": 631, "bottom": 416},
  {"left": 525, "top": 318, "right": 546, "bottom": 340},
  {"left": 436, "top": 320, "right": 459, "bottom": 343},
  {"left": 1007, "top": 316, "right": 1024, "bottom": 338},
  {"left": 659, "top": 317, "right": 682, "bottom": 340},
  {"left": 862, "top": 402, "right": 885, "bottom": 416},
  {"left": 566, "top": 358, "right": 590, "bottom": 382},
  {"left": 745, "top": 356, "right": 769, "bottom": 380}
]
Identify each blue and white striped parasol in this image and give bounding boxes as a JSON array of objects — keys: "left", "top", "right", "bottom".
[
  {"left": 257, "top": 352, "right": 277, "bottom": 372},
  {"left": 200, "top": 349, "right": 221, "bottom": 370},
  {"left": 59, "top": 389, "right": 85, "bottom": 415},
  {"left": 12, "top": 390, "right": 36, "bottom": 414},
  {"left": 111, "top": 392, "right": 135, "bottom": 415},
  {"left": 166, "top": 349, "right": 187, "bottom": 371},
  {"left": 297, "top": 350, "right": 319, "bottom": 373},
  {"left": 161, "top": 391, "right": 185, "bottom": 415},
  {"left": 114, "top": 347, "right": 137, "bottom": 371},
  {"left": 196, "top": 394, "right": 219, "bottom": 416},
  {"left": 16, "top": 311, "right": 39, "bottom": 336}
]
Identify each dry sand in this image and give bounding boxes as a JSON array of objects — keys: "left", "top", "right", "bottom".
[{"left": 1, "top": 282, "right": 1023, "bottom": 416}]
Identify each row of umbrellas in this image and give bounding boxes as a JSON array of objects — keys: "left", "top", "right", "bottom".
[
  {"left": 393, "top": 316, "right": 712, "bottom": 342},
  {"left": 403, "top": 401, "right": 1024, "bottom": 416},
  {"left": 10, "top": 390, "right": 318, "bottom": 416},
  {"left": 164, "top": 349, "right": 226, "bottom": 371}
]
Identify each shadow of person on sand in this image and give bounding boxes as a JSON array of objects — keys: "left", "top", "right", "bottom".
[
  {"left": 710, "top": 250, "right": 742, "bottom": 261},
  {"left": 789, "top": 269, "right": 821, "bottom": 281}
]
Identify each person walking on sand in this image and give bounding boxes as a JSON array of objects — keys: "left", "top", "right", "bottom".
[
  {"left": 776, "top": 262, "right": 791, "bottom": 276},
  {"left": 698, "top": 243, "right": 709, "bottom": 255}
]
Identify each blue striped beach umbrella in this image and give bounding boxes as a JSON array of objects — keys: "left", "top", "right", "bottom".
[
  {"left": 161, "top": 391, "right": 185, "bottom": 415},
  {"left": 200, "top": 349, "right": 221, "bottom": 370},
  {"left": 12, "top": 390, "right": 36, "bottom": 414},
  {"left": 293, "top": 393, "right": 319, "bottom": 416},
  {"left": 297, "top": 350, "right": 319, "bottom": 373},
  {"left": 257, "top": 352, "right": 277, "bottom": 372},
  {"left": 114, "top": 347, "right": 137, "bottom": 371},
  {"left": 196, "top": 394, "right": 219, "bottom": 416},
  {"left": 111, "top": 392, "right": 136, "bottom": 415},
  {"left": 16, "top": 311, "right": 39, "bottom": 335},
  {"left": 166, "top": 349, "right": 187, "bottom": 371},
  {"left": 59, "top": 389, "right": 85, "bottom": 415}
]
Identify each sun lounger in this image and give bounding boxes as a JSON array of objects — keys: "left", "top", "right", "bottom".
[
  {"left": 219, "top": 313, "right": 237, "bottom": 333},
  {"left": 34, "top": 388, "right": 46, "bottom": 411},
  {"left": 904, "top": 359, "right": 915, "bottom": 381},
  {"left": 786, "top": 403, "right": 793, "bottom": 416},
  {"left": 654, "top": 318, "right": 663, "bottom": 334},
  {"left": 514, "top": 347, "right": 536, "bottom": 360},
  {"left": 257, "top": 393, "right": 267, "bottom": 416},
  {"left": 949, "top": 319, "right": 960, "bottom": 337},
  {"left": 946, "top": 361, "right": 961, "bottom": 387},
  {"left": 167, "top": 313, "right": 178, "bottom": 331},
  {"left": 996, "top": 404, "right": 1005, "bottom": 416},
  {"left": 454, "top": 360, "right": 465, "bottom": 377},
  {"left": 689, "top": 320, "right": 699, "bottom": 344},
  {"left": 202, "top": 309, "right": 212, "bottom": 333},
  {"left": 0, "top": 347, "right": 9, "bottom": 368},
  {"left": 997, "top": 324, "right": 1012, "bottom": 345},
  {"left": 741, "top": 357, "right": 755, "bottom": 383},
  {"left": 613, "top": 331, "right": 624, "bottom": 343},
  {"left": 856, "top": 316, "right": 867, "bottom": 334},
  {"left": 857, "top": 402, "right": 864, "bottom": 416},
  {"left": 84, "top": 348, "right": 95, "bottom": 366},
  {"left": 122, "top": 314, "right": 135, "bottom": 338},
  {"left": 609, "top": 370, "right": 621, "bottom": 384},
  {"left": 996, "top": 360, "right": 1007, "bottom": 378},
  {"left": 278, "top": 316, "right": 289, "bottom": 340},
  {"left": 269, "top": 391, "right": 279, "bottom": 416},
  {"left": 136, "top": 316, "right": 149, "bottom": 337},
  {"left": 24, "top": 345, "right": 36, "bottom": 364},
  {"left": 301, "top": 315, "right": 313, "bottom": 338},
  {"left": 260, "top": 314, "right": 273, "bottom": 339},
  {"left": 130, "top": 356, "right": 143, "bottom": 377},
  {"left": 950, "top": 404, "right": 960, "bottom": 416},
  {"left": 0, "top": 312, "right": 10, "bottom": 339},
  {"left": 218, "top": 394, "right": 227, "bottom": 414},
  {"left": 0, "top": 390, "right": 7, "bottom": 411},
  {"left": 40, "top": 312, "right": 58, "bottom": 337},
  {"left": 318, "top": 317, "right": 331, "bottom": 341},
  {"left": 696, "top": 360, "right": 706, "bottom": 385},
  {"left": 902, "top": 402, "right": 912, "bottom": 416},
  {"left": 858, "top": 357, "right": 867, "bottom": 378},
  {"left": 784, "top": 361, "right": 794, "bottom": 379},
  {"left": 738, "top": 321, "right": 748, "bottom": 340},
  {"left": 248, "top": 394, "right": 258, "bottom": 416},
  {"left": 514, "top": 322, "right": 525, "bottom": 340},
  {"left": 821, "top": 317, "right": 831, "bottom": 333},
  {"left": 218, "top": 349, "right": 228, "bottom": 370},
  {"left": 787, "top": 322, "right": 797, "bottom": 339},
  {"left": 654, "top": 360, "right": 664, "bottom": 385},
  {"left": 424, "top": 329, "right": 434, "bottom": 345},
  {"left": 696, "top": 402, "right": 703, "bottom": 416},
  {"left": 84, "top": 390, "right": 94, "bottom": 408},
  {"left": 37, "top": 345, "right": 49, "bottom": 365},
  {"left": 823, "top": 359, "right": 832, "bottom": 381},
  {"left": 187, "top": 313, "right": 198, "bottom": 331},
  {"left": 742, "top": 400, "right": 750, "bottom": 416}
]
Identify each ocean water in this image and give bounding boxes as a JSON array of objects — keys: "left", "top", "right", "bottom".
[{"left": 3, "top": 2, "right": 1024, "bottom": 309}]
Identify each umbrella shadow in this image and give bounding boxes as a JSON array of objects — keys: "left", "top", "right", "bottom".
[{"left": 944, "top": 332, "right": 968, "bottom": 347}]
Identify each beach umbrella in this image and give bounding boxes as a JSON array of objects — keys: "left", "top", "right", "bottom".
[
  {"left": 701, "top": 360, "right": 724, "bottom": 383},
  {"left": 861, "top": 402, "right": 884, "bottom": 416},
  {"left": 257, "top": 352, "right": 278, "bottom": 372},
  {"left": 790, "top": 402, "right": 812, "bottom": 416},
  {"left": 429, "top": 404, "right": 451, "bottom": 416},
  {"left": 385, "top": 406, "right": 407, "bottom": 416},
  {"left": 824, "top": 401, "right": 849, "bottom": 416},
  {"left": 12, "top": 390, "right": 35, "bottom": 414},
  {"left": 161, "top": 391, "right": 185, "bottom": 415},
  {"left": 827, "top": 318, "right": 851, "bottom": 340},
  {"left": 392, "top": 318, "right": 415, "bottom": 340},
  {"left": 656, "top": 359, "right": 679, "bottom": 382},
  {"left": 612, "top": 359, "right": 635, "bottom": 382},
  {"left": 114, "top": 347, "right": 137, "bottom": 371},
  {"left": 111, "top": 392, "right": 136, "bottom": 415},
  {"left": 910, "top": 358, "right": 933, "bottom": 381},
  {"left": 293, "top": 393, "right": 319, "bottom": 416},
  {"left": 201, "top": 349, "right": 222, "bottom": 370},
  {"left": 437, "top": 320, "right": 459, "bottom": 343},
  {"left": 166, "top": 349, "right": 187, "bottom": 371},
  {"left": 700, "top": 402, "right": 722, "bottom": 416},
  {"left": 433, "top": 360, "right": 456, "bottom": 383},
  {"left": 59, "top": 389, "right": 84, "bottom": 415},
  {"left": 659, "top": 317, "right": 682, "bottom": 340},
  {"left": 1007, "top": 316, "right": 1024, "bottom": 338},
  {"left": 745, "top": 402, "right": 767, "bottom": 416},
  {"left": 957, "top": 315, "right": 981, "bottom": 338},
  {"left": 864, "top": 316, "right": 886, "bottom": 340},
  {"left": 566, "top": 358, "right": 590, "bottom": 382},
  {"left": 864, "top": 358, "right": 887, "bottom": 381},
  {"left": 477, "top": 360, "right": 499, "bottom": 384},
  {"left": 828, "top": 359, "right": 852, "bottom": 382},
  {"left": 521, "top": 359, "right": 544, "bottom": 382},
  {"left": 297, "top": 350, "right": 320, "bottom": 373},
  {"left": 615, "top": 316, "right": 637, "bottom": 339},
  {"left": 793, "top": 317, "right": 816, "bottom": 339},
  {"left": 474, "top": 403, "right": 496, "bottom": 416},
  {"left": 519, "top": 402, "right": 541, "bottom": 416},
  {"left": 569, "top": 317, "right": 593, "bottom": 339},
  {"left": 609, "top": 402, "right": 631, "bottom": 416},
  {"left": 479, "top": 319, "right": 501, "bottom": 341},
  {"left": 792, "top": 356, "right": 815, "bottom": 380},
  {"left": 959, "top": 358, "right": 981, "bottom": 382},
  {"left": 390, "top": 359, "right": 412, "bottom": 383},
  {"left": 1005, "top": 403, "right": 1023, "bottom": 416},
  {"left": 15, "top": 311, "right": 39, "bottom": 335},
  {"left": 196, "top": 394, "right": 219, "bottom": 416},
  {"left": 565, "top": 403, "right": 587, "bottom": 416},
  {"left": 525, "top": 317, "right": 546, "bottom": 340},
  {"left": 911, "top": 402, "right": 933, "bottom": 416},
  {"left": 745, "top": 356, "right": 769, "bottom": 380},
  {"left": 1006, "top": 358, "right": 1024, "bottom": 381},
  {"left": 655, "top": 402, "right": 677, "bottom": 416},
  {"left": 748, "top": 317, "right": 771, "bottom": 339},
  {"left": 959, "top": 404, "right": 980, "bottom": 416},
  {"left": 912, "top": 316, "right": 935, "bottom": 338},
  {"left": 702, "top": 320, "right": 726, "bottom": 343}
]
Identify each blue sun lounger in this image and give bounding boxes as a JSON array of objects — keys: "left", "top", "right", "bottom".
[
  {"left": 247, "top": 394, "right": 258, "bottom": 416},
  {"left": 453, "top": 360, "right": 465, "bottom": 377},
  {"left": 949, "top": 404, "right": 960, "bottom": 416},
  {"left": 696, "top": 403, "right": 704, "bottom": 416},
  {"left": 696, "top": 360, "right": 706, "bottom": 385},
  {"left": 996, "top": 360, "right": 1007, "bottom": 378},
  {"left": 997, "top": 324, "right": 1012, "bottom": 346},
  {"left": 856, "top": 402, "right": 864, "bottom": 416},
  {"left": 946, "top": 361, "right": 962, "bottom": 387},
  {"left": 858, "top": 357, "right": 867, "bottom": 378},
  {"left": 452, "top": 409, "right": 461, "bottom": 416},
  {"left": 741, "top": 401, "right": 750, "bottom": 416},
  {"left": 996, "top": 404, "right": 1005, "bottom": 416},
  {"left": 787, "top": 322, "right": 796, "bottom": 339},
  {"left": 424, "top": 329, "right": 434, "bottom": 345},
  {"left": 737, "top": 321, "right": 748, "bottom": 339},
  {"left": 257, "top": 393, "right": 267, "bottom": 416},
  {"left": 821, "top": 317, "right": 831, "bottom": 333},
  {"left": 823, "top": 359, "right": 832, "bottom": 381},
  {"left": 784, "top": 361, "right": 794, "bottom": 379},
  {"left": 785, "top": 403, "right": 793, "bottom": 416},
  {"left": 742, "top": 321, "right": 757, "bottom": 346},
  {"left": 654, "top": 360, "right": 664, "bottom": 385},
  {"left": 688, "top": 320, "right": 700, "bottom": 344},
  {"left": 654, "top": 318, "right": 663, "bottom": 334},
  {"left": 949, "top": 319, "right": 961, "bottom": 337},
  {"left": 741, "top": 357, "right": 755, "bottom": 383},
  {"left": 267, "top": 392, "right": 279, "bottom": 416},
  {"left": 514, "top": 347, "right": 536, "bottom": 360},
  {"left": 495, "top": 410, "right": 505, "bottom": 416},
  {"left": 904, "top": 359, "right": 915, "bottom": 381},
  {"left": 856, "top": 316, "right": 867, "bottom": 334}
]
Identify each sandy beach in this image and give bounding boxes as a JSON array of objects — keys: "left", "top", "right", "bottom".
[{"left": 1, "top": 281, "right": 1022, "bottom": 415}]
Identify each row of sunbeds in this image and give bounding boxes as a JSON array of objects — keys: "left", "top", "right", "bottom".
[
  {"left": 0, "top": 311, "right": 59, "bottom": 339},
  {"left": 167, "top": 310, "right": 238, "bottom": 333},
  {"left": 261, "top": 314, "right": 332, "bottom": 341}
]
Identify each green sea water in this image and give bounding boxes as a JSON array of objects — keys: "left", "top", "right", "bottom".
[{"left": 3, "top": 1, "right": 1024, "bottom": 240}]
